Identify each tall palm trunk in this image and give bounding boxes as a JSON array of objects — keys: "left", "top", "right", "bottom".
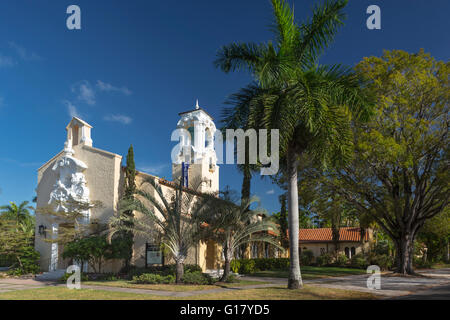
[
  {"left": 287, "top": 148, "right": 303, "bottom": 289},
  {"left": 221, "top": 242, "right": 232, "bottom": 282},
  {"left": 175, "top": 260, "right": 184, "bottom": 284},
  {"left": 241, "top": 163, "right": 251, "bottom": 204}
]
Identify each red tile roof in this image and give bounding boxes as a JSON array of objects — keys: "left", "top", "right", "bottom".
[{"left": 299, "top": 227, "right": 368, "bottom": 243}]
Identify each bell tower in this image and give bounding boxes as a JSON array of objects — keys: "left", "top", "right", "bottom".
[
  {"left": 65, "top": 117, "right": 93, "bottom": 154},
  {"left": 172, "top": 100, "right": 219, "bottom": 193}
]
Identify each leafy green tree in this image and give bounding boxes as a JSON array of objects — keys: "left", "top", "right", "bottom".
[
  {"left": 119, "top": 145, "right": 137, "bottom": 269},
  {"left": 110, "top": 177, "right": 216, "bottom": 283},
  {"left": 329, "top": 50, "right": 449, "bottom": 274},
  {"left": 271, "top": 194, "right": 289, "bottom": 251},
  {"left": 0, "top": 217, "right": 40, "bottom": 274},
  {"left": 36, "top": 199, "right": 104, "bottom": 245},
  {"left": 0, "top": 201, "right": 34, "bottom": 225},
  {"left": 197, "top": 196, "right": 281, "bottom": 281},
  {"left": 216, "top": 0, "right": 372, "bottom": 288},
  {"left": 417, "top": 208, "right": 450, "bottom": 263},
  {"left": 63, "top": 235, "right": 126, "bottom": 273}
]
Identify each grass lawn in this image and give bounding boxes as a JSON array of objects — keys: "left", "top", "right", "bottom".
[
  {"left": 82, "top": 279, "right": 268, "bottom": 292},
  {"left": 0, "top": 285, "right": 377, "bottom": 300},
  {"left": 249, "top": 266, "right": 366, "bottom": 279}
]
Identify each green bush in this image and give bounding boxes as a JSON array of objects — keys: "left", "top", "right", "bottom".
[
  {"left": 350, "top": 253, "right": 369, "bottom": 269},
  {"left": 89, "top": 273, "right": 119, "bottom": 281},
  {"left": 369, "top": 254, "right": 393, "bottom": 270},
  {"left": 300, "top": 250, "right": 314, "bottom": 266},
  {"left": 127, "top": 264, "right": 202, "bottom": 278},
  {"left": 59, "top": 272, "right": 89, "bottom": 283},
  {"left": 230, "top": 260, "right": 240, "bottom": 273},
  {"left": 252, "top": 258, "right": 290, "bottom": 271},
  {"left": 335, "top": 254, "right": 349, "bottom": 267},
  {"left": 132, "top": 273, "right": 175, "bottom": 284},
  {"left": 225, "top": 274, "right": 238, "bottom": 283},
  {"left": 239, "top": 259, "right": 256, "bottom": 274},
  {"left": 182, "top": 271, "right": 213, "bottom": 285},
  {"left": 316, "top": 253, "right": 334, "bottom": 267},
  {"left": 7, "top": 247, "right": 41, "bottom": 275},
  {"left": 0, "top": 255, "right": 14, "bottom": 268}
]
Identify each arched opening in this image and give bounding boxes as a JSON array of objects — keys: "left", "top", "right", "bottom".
[
  {"left": 205, "top": 128, "right": 213, "bottom": 149},
  {"left": 345, "top": 247, "right": 350, "bottom": 258},
  {"left": 72, "top": 125, "right": 79, "bottom": 146},
  {"left": 351, "top": 247, "right": 356, "bottom": 258}
]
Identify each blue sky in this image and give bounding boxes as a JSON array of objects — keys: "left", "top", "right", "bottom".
[{"left": 0, "top": 0, "right": 449, "bottom": 214}]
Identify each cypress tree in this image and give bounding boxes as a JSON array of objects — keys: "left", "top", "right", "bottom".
[{"left": 122, "top": 145, "right": 136, "bottom": 269}]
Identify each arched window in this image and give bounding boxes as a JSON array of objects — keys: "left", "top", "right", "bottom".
[
  {"left": 205, "top": 128, "right": 213, "bottom": 148},
  {"left": 344, "top": 247, "right": 350, "bottom": 258},
  {"left": 351, "top": 247, "right": 356, "bottom": 257}
]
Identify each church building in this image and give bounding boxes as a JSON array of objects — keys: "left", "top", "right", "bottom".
[{"left": 35, "top": 102, "right": 222, "bottom": 273}]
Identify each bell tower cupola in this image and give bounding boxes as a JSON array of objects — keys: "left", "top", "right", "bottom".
[
  {"left": 172, "top": 100, "right": 219, "bottom": 193},
  {"left": 65, "top": 117, "right": 93, "bottom": 154}
]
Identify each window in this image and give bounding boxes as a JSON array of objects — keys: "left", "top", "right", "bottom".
[
  {"left": 351, "top": 247, "right": 356, "bottom": 257},
  {"left": 320, "top": 248, "right": 325, "bottom": 255},
  {"left": 344, "top": 247, "right": 350, "bottom": 258},
  {"left": 146, "top": 243, "right": 163, "bottom": 267}
]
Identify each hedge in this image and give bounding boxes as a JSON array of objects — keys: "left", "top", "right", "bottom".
[{"left": 231, "top": 258, "right": 290, "bottom": 274}]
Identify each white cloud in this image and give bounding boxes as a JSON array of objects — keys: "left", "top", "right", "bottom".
[
  {"left": 0, "top": 54, "right": 15, "bottom": 68},
  {"left": 63, "top": 100, "right": 80, "bottom": 118},
  {"left": 137, "top": 164, "right": 168, "bottom": 175},
  {"left": 103, "top": 114, "right": 132, "bottom": 125},
  {"left": 96, "top": 80, "right": 132, "bottom": 96},
  {"left": 72, "top": 81, "right": 96, "bottom": 105},
  {"left": 8, "top": 42, "right": 41, "bottom": 61},
  {"left": 266, "top": 189, "right": 275, "bottom": 195}
]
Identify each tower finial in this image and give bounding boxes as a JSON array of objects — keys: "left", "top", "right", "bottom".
[{"left": 195, "top": 99, "right": 200, "bottom": 110}]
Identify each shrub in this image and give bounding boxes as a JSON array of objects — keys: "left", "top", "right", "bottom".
[
  {"left": 225, "top": 274, "right": 238, "bottom": 283},
  {"left": 252, "top": 258, "right": 290, "bottom": 271},
  {"left": 230, "top": 260, "right": 240, "bottom": 273},
  {"left": 182, "top": 271, "right": 212, "bottom": 285},
  {"left": 132, "top": 273, "right": 175, "bottom": 284},
  {"left": 351, "top": 253, "right": 369, "bottom": 269},
  {"left": 127, "top": 264, "right": 202, "bottom": 278},
  {"left": 335, "top": 254, "right": 349, "bottom": 267},
  {"left": 316, "top": 253, "right": 334, "bottom": 267},
  {"left": 59, "top": 272, "right": 89, "bottom": 283},
  {"left": 7, "top": 247, "right": 41, "bottom": 275},
  {"left": 88, "top": 273, "right": 119, "bottom": 281},
  {"left": 369, "top": 254, "right": 393, "bottom": 271},
  {"left": 300, "top": 250, "right": 314, "bottom": 266},
  {"left": 239, "top": 259, "right": 256, "bottom": 274}
]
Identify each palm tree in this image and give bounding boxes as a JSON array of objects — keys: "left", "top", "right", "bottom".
[
  {"left": 0, "top": 201, "right": 34, "bottom": 225},
  {"left": 197, "top": 196, "right": 281, "bottom": 281},
  {"left": 215, "top": 0, "right": 373, "bottom": 289},
  {"left": 109, "top": 177, "right": 216, "bottom": 283}
]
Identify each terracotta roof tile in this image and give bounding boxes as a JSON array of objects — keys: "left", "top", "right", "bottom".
[{"left": 298, "top": 227, "right": 368, "bottom": 243}]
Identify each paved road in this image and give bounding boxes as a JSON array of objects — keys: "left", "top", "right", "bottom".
[
  {"left": 243, "top": 268, "right": 450, "bottom": 298},
  {"left": 391, "top": 283, "right": 450, "bottom": 300}
]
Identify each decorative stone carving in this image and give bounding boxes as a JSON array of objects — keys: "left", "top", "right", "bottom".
[
  {"left": 48, "top": 149, "right": 90, "bottom": 271},
  {"left": 49, "top": 152, "right": 90, "bottom": 212}
]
